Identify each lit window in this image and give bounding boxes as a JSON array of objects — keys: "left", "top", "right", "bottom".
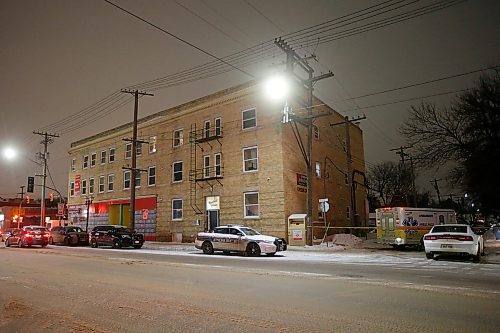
[
  {"left": 315, "top": 161, "right": 321, "bottom": 178},
  {"left": 244, "top": 192, "right": 259, "bottom": 218},
  {"left": 173, "top": 161, "right": 183, "bottom": 182},
  {"left": 242, "top": 108, "right": 256, "bottom": 129},
  {"left": 148, "top": 166, "right": 156, "bottom": 186},
  {"left": 243, "top": 146, "right": 258, "bottom": 172},
  {"left": 149, "top": 136, "right": 157, "bottom": 154},
  {"left": 173, "top": 129, "right": 183, "bottom": 147},
  {"left": 172, "top": 199, "right": 183, "bottom": 220}
]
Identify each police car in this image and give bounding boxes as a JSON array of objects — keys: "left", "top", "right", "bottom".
[{"left": 195, "top": 225, "right": 287, "bottom": 256}]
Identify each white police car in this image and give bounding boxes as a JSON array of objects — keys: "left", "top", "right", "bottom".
[{"left": 195, "top": 225, "right": 287, "bottom": 256}]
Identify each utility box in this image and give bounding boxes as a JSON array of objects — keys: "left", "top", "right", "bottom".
[{"left": 288, "top": 214, "right": 307, "bottom": 246}]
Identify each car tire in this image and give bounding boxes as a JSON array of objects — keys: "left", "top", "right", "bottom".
[
  {"left": 425, "top": 252, "right": 433, "bottom": 259},
  {"left": 202, "top": 241, "right": 214, "bottom": 254},
  {"left": 417, "top": 238, "right": 424, "bottom": 252},
  {"left": 69, "top": 236, "right": 78, "bottom": 247},
  {"left": 472, "top": 246, "right": 481, "bottom": 262},
  {"left": 266, "top": 252, "right": 276, "bottom": 256},
  {"left": 112, "top": 239, "right": 122, "bottom": 249},
  {"left": 49, "top": 237, "right": 54, "bottom": 245},
  {"left": 5, "top": 239, "right": 10, "bottom": 247},
  {"left": 90, "top": 239, "right": 98, "bottom": 248},
  {"left": 246, "top": 243, "right": 261, "bottom": 257},
  {"left": 20, "top": 238, "right": 26, "bottom": 248}
]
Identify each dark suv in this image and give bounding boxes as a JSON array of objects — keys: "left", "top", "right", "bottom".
[{"left": 90, "top": 225, "right": 144, "bottom": 249}]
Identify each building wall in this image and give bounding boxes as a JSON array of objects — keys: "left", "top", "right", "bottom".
[{"left": 67, "top": 81, "right": 366, "bottom": 242}]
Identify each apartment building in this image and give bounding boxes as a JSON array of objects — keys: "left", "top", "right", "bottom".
[{"left": 66, "top": 80, "right": 367, "bottom": 242}]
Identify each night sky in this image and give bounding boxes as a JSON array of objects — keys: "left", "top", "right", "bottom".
[{"left": 1, "top": 0, "right": 499, "bottom": 200}]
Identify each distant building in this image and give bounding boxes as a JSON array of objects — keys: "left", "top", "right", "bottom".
[
  {"left": 0, "top": 199, "right": 58, "bottom": 230},
  {"left": 66, "top": 81, "right": 367, "bottom": 242}
]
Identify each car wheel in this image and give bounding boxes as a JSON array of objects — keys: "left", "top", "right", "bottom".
[
  {"left": 266, "top": 252, "right": 276, "bottom": 256},
  {"left": 5, "top": 239, "right": 10, "bottom": 247},
  {"left": 472, "top": 246, "right": 481, "bottom": 262},
  {"left": 202, "top": 241, "right": 214, "bottom": 254},
  {"left": 90, "top": 239, "right": 98, "bottom": 248},
  {"left": 425, "top": 252, "right": 433, "bottom": 259},
  {"left": 49, "top": 237, "right": 54, "bottom": 245},
  {"left": 20, "top": 238, "right": 26, "bottom": 248},
  {"left": 69, "top": 236, "right": 78, "bottom": 247},
  {"left": 417, "top": 238, "right": 425, "bottom": 252},
  {"left": 112, "top": 239, "right": 122, "bottom": 249},
  {"left": 246, "top": 243, "right": 261, "bottom": 257}
]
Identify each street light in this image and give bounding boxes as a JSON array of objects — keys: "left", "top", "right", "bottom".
[{"left": 85, "top": 196, "right": 94, "bottom": 232}]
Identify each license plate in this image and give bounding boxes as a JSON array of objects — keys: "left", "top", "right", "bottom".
[
  {"left": 441, "top": 244, "right": 453, "bottom": 249},
  {"left": 35, "top": 235, "right": 41, "bottom": 239}
]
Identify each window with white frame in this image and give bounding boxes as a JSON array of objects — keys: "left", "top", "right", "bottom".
[
  {"left": 83, "top": 155, "right": 89, "bottom": 169},
  {"left": 125, "top": 143, "right": 132, "bottom": 159},
  {"left": 215, "top": 117, "right": 222, "bottom": 136},
  {"left": 136, "top": 143, "right": 142, "bottom": 156},
  {"left": 315, "top": 161, "right": 321, "bottom": 178},
  {"left": 242, "top": 108, "right": 256, "bottom": 129},
  {"left": 172, "top": 161, "right": 183, "bottom": 182},
  {"left": 204, "top": 120, "right": 210, "bottom": 139},
  {"left": 89, "top": 177, "right": 94, "bottom": 194},
  {"left": 71, "top": 158, "right": 76, "bottom": 172},
  {"left": 100, "top": 150, "right": 106, "bottom": 164},
  {"left": 215, "top": 153, "right": 222, "bottom": 177},
  {"left": 172, "top": 199, "right": 183, "bottom": 220},
  {"left": 149, "top": 135, "right": 157, "bottom": 154},
  {"left": 109, "top": 147, "right": 115, "bottom": 163},
  {"left": 313, "top": 125, "right": 320, "bottom": 140},
  {"left": 173, "top": 129, "right": 183, "bottom": 147},
  {"left": 204, "top": 155, "right": 210, "bottom": 178},
  {"left": 148, "top": 166, "right": 156, "bottom": 186},
  {"left": 108, "top": 174, "right": 114, "bottom": 192},
  {"left": 70, "top": 181, "right": 75, "bottom": 197},
  {"left": 244, "top": 192, "right": 259, "bottom": 218},
  {"left": 135, "top": 171, "right": 141, "bottom": 188},
  {"left": 82, "top": 179, "right": 87, "bottom": 195},
  {"left": 91, "top": 153, "right": 96, "bottom": 167},
  {"left": 98, "top": 176, "right": 105, "bottom": 193},
  {"left": 243, "top": 146, "right": 258, "bottom": 172},
  {"left": 123, "top": 170, "right": 131, "bottom": 189}
]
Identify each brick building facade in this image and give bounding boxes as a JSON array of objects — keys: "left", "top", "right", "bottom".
[{"left": 66, "top": 81, "right": 367, "bottom": 242}]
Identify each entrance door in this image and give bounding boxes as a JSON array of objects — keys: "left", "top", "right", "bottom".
[{"left": 206, "top": 210, "right": 220, "bottom": 231}]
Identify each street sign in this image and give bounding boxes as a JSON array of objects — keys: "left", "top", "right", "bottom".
[{"left": 319, "top": 202, "right": 330, "bottom": 213}]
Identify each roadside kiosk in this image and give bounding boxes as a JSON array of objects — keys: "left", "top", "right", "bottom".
[{"left": 288, "top": 214, "right": 307, "bottom": 246}]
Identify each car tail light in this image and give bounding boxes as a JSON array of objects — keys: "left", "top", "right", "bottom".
[
  {"left": 455, "top": 235, "right": 473, "bottom": 241},
  {"left": 43, "top": 234, "right": 50, "bottom": 238},
  {"left": 425, "top": 234, "right": 473, "bottom": 241},
  {"left": 424, "top": 235, "right": 438, "bottom": 240},
  {"left": 25, "top": 233, "right": 33, "bottom": 238}
]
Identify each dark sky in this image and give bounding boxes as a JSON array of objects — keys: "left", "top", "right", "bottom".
[{"left": 1, "top": 0, "right": 499, "bottom": 200}]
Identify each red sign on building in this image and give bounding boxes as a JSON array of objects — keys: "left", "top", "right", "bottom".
[{"left": 75, "top": 175, "right": 81, "bottom": 196}]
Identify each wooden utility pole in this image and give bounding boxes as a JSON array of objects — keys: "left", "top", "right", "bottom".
[{"left": 121, "top": 89, "right": 153, "bottom": 232}]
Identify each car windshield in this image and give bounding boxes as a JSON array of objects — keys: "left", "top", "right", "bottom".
[
  {"left": 68, "top": 227, "right": 84, "bottom": 233},
  {"left": 239, "top": 227, "right": 260, "bottom": 236},
  {"left": 431, "top": 225, "right": 468, "bottom": 233},
  {"left": 114, "top": 227, "right": 132, "bottom": 234}
]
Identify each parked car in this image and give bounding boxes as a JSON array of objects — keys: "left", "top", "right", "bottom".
[
  {"left": 5, "top": 226, "right": 49, "bottom": 248},
  {"left": 195, "top": 225, "right": 287, "bottom": 256},
  {"left": 423, "top": 224, "right": 484, "bottom": 261},
  {"left": 49, "top": 226, "right": 89, "bottom": 246},
  {"left": 89, "top": 225, "right": 144, "bottom": 249},
  {"left": 2, "top": 228, "right": 20, "bottom": 242}
]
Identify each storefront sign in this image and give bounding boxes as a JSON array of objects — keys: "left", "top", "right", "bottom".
[{"left": 206, "top": 196, "right": 220, "bottom": 210}]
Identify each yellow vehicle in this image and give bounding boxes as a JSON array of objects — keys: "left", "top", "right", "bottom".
[{"left": 376, "top": 207, "right": 456, "bottom": 249}]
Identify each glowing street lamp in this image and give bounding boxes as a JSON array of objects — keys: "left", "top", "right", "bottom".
[{"left": 2, "top": 146, "right": 18, "bottom": 160}]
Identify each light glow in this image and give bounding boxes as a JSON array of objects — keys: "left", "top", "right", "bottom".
[
  {"left": 264, "top": 75, "right": 290, "bottom": 101},
  {"left": 3, "top": 147, "right": 17, "bottom": 160}
]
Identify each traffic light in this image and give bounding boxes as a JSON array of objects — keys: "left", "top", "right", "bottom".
[
  {"left": 27, "top": 176, "right": 34, "bottom": 193},
  {"left": 50, "top": 192, "right": 54, "bottom": 202},
  {"left": 26, "top": 195, "right": 30, "bottom": 204}
]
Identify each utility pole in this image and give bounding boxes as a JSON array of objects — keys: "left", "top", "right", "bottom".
[
  {"left": 33, "top": 131, "right": 59, "bottom": 226},
  {"left": 431, "top": 178, "right": 442, "bottom": 205},
  {"left": 18, "top": 186, "right": 25, "bottom": 228},
  {"left": 390, "top": 145, "right": 415, "bottom": 207},
  {"left": 274, "top": 38, "right": 334, "bottom": 246},
  {"left": 331, "top": 115, "right": 366, "bottom": 230},
  {"left": 121, "top": 89, "right": 153, "bottom": 232}
]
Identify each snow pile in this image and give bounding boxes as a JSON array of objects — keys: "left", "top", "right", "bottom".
[{"left": 325, "top": 233, "right": 363, "bottom": 247}]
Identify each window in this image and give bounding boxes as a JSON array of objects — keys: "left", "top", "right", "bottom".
[
  {"left": 215, "top": 153, "right": 222, "bottom": 177},
  {"left": 71, "top": 158, "right": 76, "bottom": 172},
  {"left": 123, "top": 170, "right": 131, "bottom": 189},
  {"left": 149, "top": 135, "right": 157, "bottom": 154},
  {"left": 109, "top": 147, "right": 115, "bottom": 163},
  {"left": 215, "top": 117, "right": 222, "bottom": 136},
  {"left": 172, "top": 199, "right": 183, "bottom": 220},
  {"left": 135, "top": 171, "right": 141, "bottom": 188},
  {"left": 82, "top": 179, "right": 87, "bottom": 195},
  {"left": 108, "top": 174, "right": 114, "bottom": 192},
  {"left": 89, "top": 178, "right": 94, "bottom": 194},
  {"left": 98, "top": 176, "right": 105, "bottom": 193},
  {"left": 91, "top": 153, "right": 96, "bottom": 167},
  {"left": 70, "top": 181, "right": 75, "bottom": 197},
  {"left": 244, "top": 192, "right": 259, "bottom": 218},
  {"left": 136, "top": 143, "right": 142, "bottom": 156},
  {"left": 242, "top": 108, "right": 256, "bottom": 129},
  {"left": 172, "top": 161, "right": 183, "bottom": 182},
  {"left": 204, "top": 155, "right": 210, "bottom": 178},
  {"left": 315, "top": 161, "right": 321, "bottom": 178},
  {"left": 125, "top": 143, "right": 132, "bottom": 159},
  {"left": 173, "top": 129, "right": 183, "bottom": 147},
  {"left": 148, "top": 166, "right": 156, "bottom": 186},
  {"left": 243, "top": 146, "right": 258, "bottom": 172},
  {"left": 100, "top": 150, "right": 106, "bottom": 164},
  {"left": 204, "top": 120, "right": 210, "bottom": 139},
  {"left": 83, "top": 155, "right": 89, "bottom": 169},
  {"left": 313, "top": 125, "right": 320, "bottom": 140}
]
